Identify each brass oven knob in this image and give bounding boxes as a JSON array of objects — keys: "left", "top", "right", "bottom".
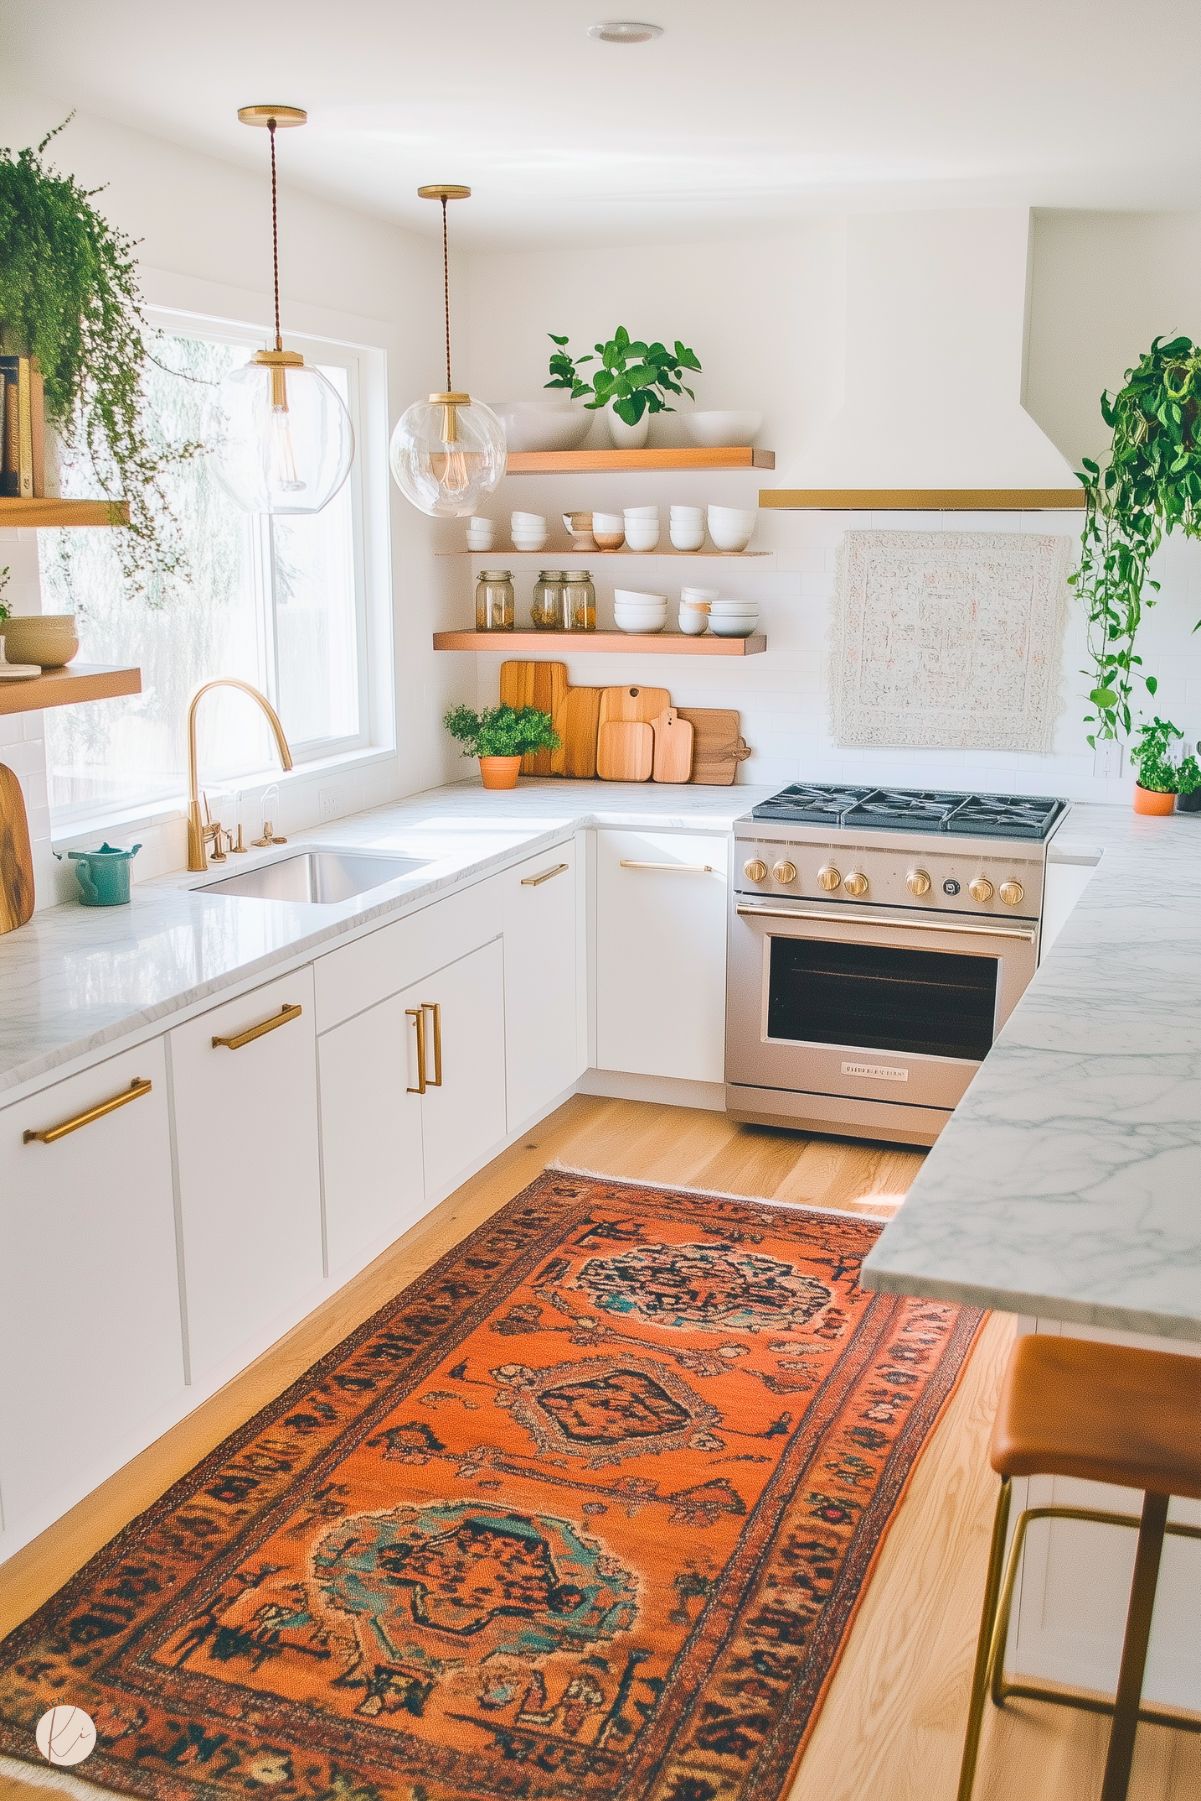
[
  {"left": 999, "top": 879, "right": 1025, "bottom": 908},
  {"left": 906, "top": 868, "right": 932, "bottom": 898},
  {"left": 844, "top": 871, "right": 869, "bottom": 898},
  {"left": 969, "top": 876, "right": 995, "bottom": 904},
  {"left": 773, "top": 860, "right": 798, "bottom": 884},
  {"left": 744, "top": 858, "right": 769, "bottom": 884},
  {"left": 817, "top": 864, "right": 842, "bottom": 892}
]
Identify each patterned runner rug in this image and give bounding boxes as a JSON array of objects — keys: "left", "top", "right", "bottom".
[{"left": 0, "top": 1171, "right": 981, "bottom": 1801}]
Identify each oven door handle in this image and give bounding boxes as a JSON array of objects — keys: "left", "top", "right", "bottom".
[{"left": 734, "top": 903, "right": 1037, "bottom": 943}]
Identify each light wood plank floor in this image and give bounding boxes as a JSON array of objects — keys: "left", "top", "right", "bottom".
[{"left": 1, "top": 1097, "right": 1194, "bottom": 1801}]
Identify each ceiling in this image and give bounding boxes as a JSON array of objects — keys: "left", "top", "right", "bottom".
[{"left": 6, "top": 0, "right": 1199, "bottom": 245}]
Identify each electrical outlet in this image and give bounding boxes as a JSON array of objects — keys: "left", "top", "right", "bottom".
[
  {"left": 318, "top": 788, "right": 339, "bottom": 824},
  {"left": 1092, "top": 740, "right": 1124, "bottom": 781}
]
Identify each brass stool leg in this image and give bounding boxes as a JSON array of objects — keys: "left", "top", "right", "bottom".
[
  {"left": 956, "top": 1477, "right": 1012, "bottom": 1801},
  {"left": 1100, "top": 1489, "right": 1170, "bottom": 1801}
]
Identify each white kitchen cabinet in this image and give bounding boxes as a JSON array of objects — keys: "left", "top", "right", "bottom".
[
  {"left": 171, "top": 967, "right": 323, "bottom": 1382},
  {"left": 318, "top": 994, "right": 426, "bottom": 1280},
  {"left": 410, "top": 939, "right": 507, "bottom": 1197},
  {"left": 1040, "top": 857, "right": 1098, "bottom": 958},
  {"left": 595, "top": 829, "right": 729, "bottom": 1083},
  {"left": 500, "top": 841, "right": 584, "bottom": 1128},
  {"left": 0, "top": 1040, "right": 184, "bottom": 1535}
]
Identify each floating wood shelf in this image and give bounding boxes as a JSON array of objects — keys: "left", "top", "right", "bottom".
[
  {"left": 0, "top": 663, "right": 142, "bottom": 717},
  {"left": 506, "top": 447, "right": 774, "bottom": 474},
  {"left": 0, "top": 496, "right": 130, "bottom": 528},
  {"left": 758, "top": 487, "right": 1085, "bottom": 512},
  {"left": 438, "top": 547, "right": 770, "bottom": 559},
  {"left": 433, "top": 630, "right": 765, "bottom": 657}
]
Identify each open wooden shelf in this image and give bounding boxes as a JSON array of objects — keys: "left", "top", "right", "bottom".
[
  {"left": 438, "top": 547, "right": 770, "bottom": 559},
  {"left": 506, "top": 447, "right": 774, "bottom": 474},
  {"left": 433, "top": 630, "right": 765, "bottom": 657},
  {"left": 0, "top": 496, "right": 130, "bottom": 528},
  {"left": 0, "top": 663, "right": 142, "bottom": 716},
  {"left": 758, "top": 487, "right": 1085, "bottom": 512}
]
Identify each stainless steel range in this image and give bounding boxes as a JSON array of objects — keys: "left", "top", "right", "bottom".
[{"left": 725, "top": 783, "right": 1069, "bottom": 1146}]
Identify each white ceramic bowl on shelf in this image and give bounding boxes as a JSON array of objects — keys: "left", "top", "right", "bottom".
[
  {"left": 706, "top": 505, "right": 757, "bottom": 552},
  {"left": 615, "top": 615, "right": 668, "bottom": 635},
  {"left": 682, "top": 409, "right": 763, "bottom": 447},
  {"left": 624, "top": 524, "right": 661, "bottom": 551},
  {"left": 623, "top": 504, "right": 659, "bottom": 519},
  {"left": 669, "top": 523, "right": 706, "bottom": 551},
  {"left": 490, "top": 398, "right": 592, "bottom": 453}
]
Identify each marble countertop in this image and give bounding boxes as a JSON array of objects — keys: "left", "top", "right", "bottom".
[
  {"left": 0, "top": 779, "right": 771, "bottom": 1098},
  {"left": 862, "top": 804, "right": 1201, "bottom": 1343}
]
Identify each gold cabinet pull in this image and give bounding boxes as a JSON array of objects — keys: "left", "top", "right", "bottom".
[
  {"left": 211, "top": 1002, "right": 303, "bottom": 1051},
  {"left": 520, "top": 862, "right": 569, "bottom": 887},
  {"left": 619, "top": 859, "right": 716, "bottom": 875},
  {"left": 405, "top": 1006, "right": 427, "bottom": 1094},
  {"left": 24, "top": 1077, "right": 153, "bottom": 1145},
  {"left": 422, "top": 1002, "right": 443, "bottom": 1087}
]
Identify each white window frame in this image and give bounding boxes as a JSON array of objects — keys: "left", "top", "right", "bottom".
[{"left": 46, "top": 301, "right": 394, "bottom": 837}]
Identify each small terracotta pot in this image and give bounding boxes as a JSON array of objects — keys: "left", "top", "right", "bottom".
[
  {"left": 479, "top": 755, "right": 521, "bottom": 790},
  {"left": 1133, "top": 783, "right": 1175, "bottom": 816}
]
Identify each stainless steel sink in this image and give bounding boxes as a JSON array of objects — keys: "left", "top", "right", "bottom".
[{"left": 196, "top": 848, "right": 427, "bottom": 904}]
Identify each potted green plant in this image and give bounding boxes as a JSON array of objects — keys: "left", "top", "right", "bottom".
[
  {"left": 1176, "top": 752, "right": 1201, "bottom": 813},
  {"left": 1130, "top": 716, "right": 1186, "bottom": 815},
  {"left": 443, "top": 703, "right": 560, "bottom": 790},
  {"left": 0, "top": 118, "right": 201, "bottom": 599},
  {"left": 1073, "top": 336, "right": 1201, "bottom": 745},
  {"left": 546, "top": 326, "right": 701, "bottom": 448}
]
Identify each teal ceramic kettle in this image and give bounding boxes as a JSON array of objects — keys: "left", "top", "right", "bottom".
[{"left": 65, "top": 842, "right": 142, "bottom": 907}]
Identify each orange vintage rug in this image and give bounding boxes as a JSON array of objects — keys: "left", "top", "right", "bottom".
[{"left": 0, "top": 1171, "right": 980, "bottom": 1801}]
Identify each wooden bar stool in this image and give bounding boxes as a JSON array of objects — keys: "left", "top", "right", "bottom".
[{"left": 957, "top": 1334, "right": 1201, "bottom": 1801}]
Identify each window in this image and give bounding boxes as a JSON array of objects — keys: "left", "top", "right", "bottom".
[{"left": 42, "top": 313, "right": 384, "bottom": 825}]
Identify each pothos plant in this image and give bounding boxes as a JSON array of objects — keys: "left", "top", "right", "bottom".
[
  {"left": 1073, "top": 335, "right": 1201, "bottom": 743},
  {"left": 546, "top": 326, "right": 701, "bottom": 426},
  {"left": 0, "top": 117, "right": 202, "bottom": 600}
]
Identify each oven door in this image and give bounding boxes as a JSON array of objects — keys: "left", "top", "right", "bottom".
[{"left": 726, "top": 898, "right": 1038, "bottom": 1111}]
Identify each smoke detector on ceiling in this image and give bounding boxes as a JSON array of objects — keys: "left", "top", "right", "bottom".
[{"left": 587, "top": 20, "right": 664, "bottom": 43}]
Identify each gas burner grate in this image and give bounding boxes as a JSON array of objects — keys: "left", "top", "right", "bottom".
[
  {"left": 842, "top": 790, "right": 961, "bottom": 833},
  {"left": 749, "top": 783, "right": 1067, "bottom": 841},
  {"left": 751, "top": 783, "right": 875, "bottom": 822},
  {"left": 944, "top": 793, "right": 1066, "bottom": 840}
]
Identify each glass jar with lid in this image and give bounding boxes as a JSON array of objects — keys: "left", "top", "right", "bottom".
[
  {"left": 475, "top": 569, "right": 514, "bottom": 631},
  {"left": 563, "top": 570, "right": 597, "bottom": 631},
  {"left": 531, "top": 569, "right": 569, "bottom": 630}
]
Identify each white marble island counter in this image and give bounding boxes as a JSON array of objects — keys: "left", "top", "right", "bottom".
[{"left": 862, "top": 803, "right": 1201, "bottom": 1343}]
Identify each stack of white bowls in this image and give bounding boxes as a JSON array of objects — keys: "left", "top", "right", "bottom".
[
  {"left": 614, "top": 588, "right": 668, "bottom": 634},
  {"left": 669, "top": 505, "right": 706, "bottom": 551},
  {"left": 679, "top": 585, "right": 717, "bottom": 635},
  {"left": 709, "top": 597, "right": 761, "bottom": 638},
  {"left": 466, "top": 516, "right": 495, "bottom": 551},
  {"left": 512, "top": 510, "right": 548, "bottom": 552},
  {"left": 707, "top": 504, "right": 757, "bottom": 552},
  {"left": 593, "top": 511, "right": 625, "bottom": 549},
  {"left": 623, "top": 505, "right": 660, "bottom": 551}
]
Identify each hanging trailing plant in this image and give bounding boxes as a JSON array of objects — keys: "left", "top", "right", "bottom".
[
  {"left": 0, "top": 117, "right": 202, "bottom": 600},
  {"left": 1072, "top": 335, "right": 1201, "bottom": 743}
]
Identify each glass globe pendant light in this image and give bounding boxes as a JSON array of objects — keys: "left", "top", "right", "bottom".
[
  {"left": 389, "top": 185, "right": 507, "bottom": 517},
  {"left": 211, "top": 105, "right": 354, "bottom": 515}
]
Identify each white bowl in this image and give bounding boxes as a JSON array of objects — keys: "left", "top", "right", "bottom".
[
  {"left": 615, "top": 617, "right": 667, "bottom": 635},
  {"left": 593, "top": 511, "right": 624, "bottom": 531},
  {"left": 614, "top": 588, "right": 668, "bottom": 606},
  {"left": 681, "top": 585, "right": 719, "bottom": 604},
  {"left": 682, "top": 409, "right": 763, "bottom": 448},
  {"left": 678, "top": 608, "right": 709, "bottom": 636},
  {"left": 669, "top": 526, "right": 706, "bottom": 551},
  {"left": 707, "top": 509, "right": 756, "bottom": 552},
  {"left": 710, "top": 620, "right": 759, "bottom": 638},
  {"left": 615, "top": 607, "right": 668, "bottom": 622},
  {"left": 710, "top": 597, "right": 760, "bottom": 611},
  {"left": 669, "top": 505, "right": 704, "bottom": 519},
  {"left": 511, "top": 512, "right": 547, "bottom": 528},
  {"left": 623, "top": 527, "right": 661, "bottom": 551},
  {"left": 623, "top": 505, "right": 659, "bottom": 519},
  {"left": 513, "top": 537, "right": 549, "bottom": 552},
  {"left": 490, "top": 398, "right": 592, "bottom": 453},
  {"left": 707, "top": 504, "right": 757, "bottom": 525}
]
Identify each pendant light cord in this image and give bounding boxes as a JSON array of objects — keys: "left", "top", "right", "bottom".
[
  {"left": 269, "top": 118, "right": 282, "bottom": 353},
  {"left": 441, "top": 196, "right": 453, "bottom": 392}
]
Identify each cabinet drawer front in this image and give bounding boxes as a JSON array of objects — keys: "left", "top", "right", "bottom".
[
  {"left": 314, "top": 881, "right": 497, "bottom": 1033},
  {"left": 0, "top": 1040, "right": 185, "bottom": 1534}
]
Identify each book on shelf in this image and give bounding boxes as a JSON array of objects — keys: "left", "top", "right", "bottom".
[{"left": 0, "top": 356, "right": 46, "bottom": 499}]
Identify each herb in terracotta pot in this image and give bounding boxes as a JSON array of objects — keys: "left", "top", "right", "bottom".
[
  {"left": 1130, "top": 716, "right": 1185, "bottom": 815},
  {"left": 443, "top": 703, "right": 560, "bottom": 790}
]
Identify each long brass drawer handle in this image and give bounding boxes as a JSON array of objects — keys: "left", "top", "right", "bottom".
[
  {"left": 521, "top": 862, "right": 570, "bottom": 887},
  {"left": 211, "top": 1002, "right": 303, "bottom": 1051},
  {"left": 406, "top": 1006, "right": 427, "bottom": 1094},
  {"left": 619, "top": 859, "right": 716, "bottom": 875},
  {"left": 422, "top": 1002, "right": 443, "bottom": 1087},
  {"left": 24, "top": 1077, "right": 153, "bottom": 1145}
]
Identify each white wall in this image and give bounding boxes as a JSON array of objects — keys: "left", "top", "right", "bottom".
[
  {"left": 1, "top": 92, "right": 464, "bottom": 907},
  {"left": 455, "top": 209, "right": 1201, "bottom": 801}
]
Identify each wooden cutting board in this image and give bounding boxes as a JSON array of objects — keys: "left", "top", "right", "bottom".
[
  {"left": 0, "top": 763, "right": 35, "bottom": 933},
  {"left": 651, "top": 708, "right": 694, "bottom": 783},
  {"left": 597, "top": 720, "right": 654, "bottom": 782},
  {"left": 551, "top": 686, "right": 603, "bottom": 778},
  {"left": 500, "top": 660, "right": 569, "bottom": 776},
  {"left": 598, "top": 684, "right": 672, "bottom": 730},
  {"left": 676, "top": 708, "right": 752, "bottom": 785}
]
